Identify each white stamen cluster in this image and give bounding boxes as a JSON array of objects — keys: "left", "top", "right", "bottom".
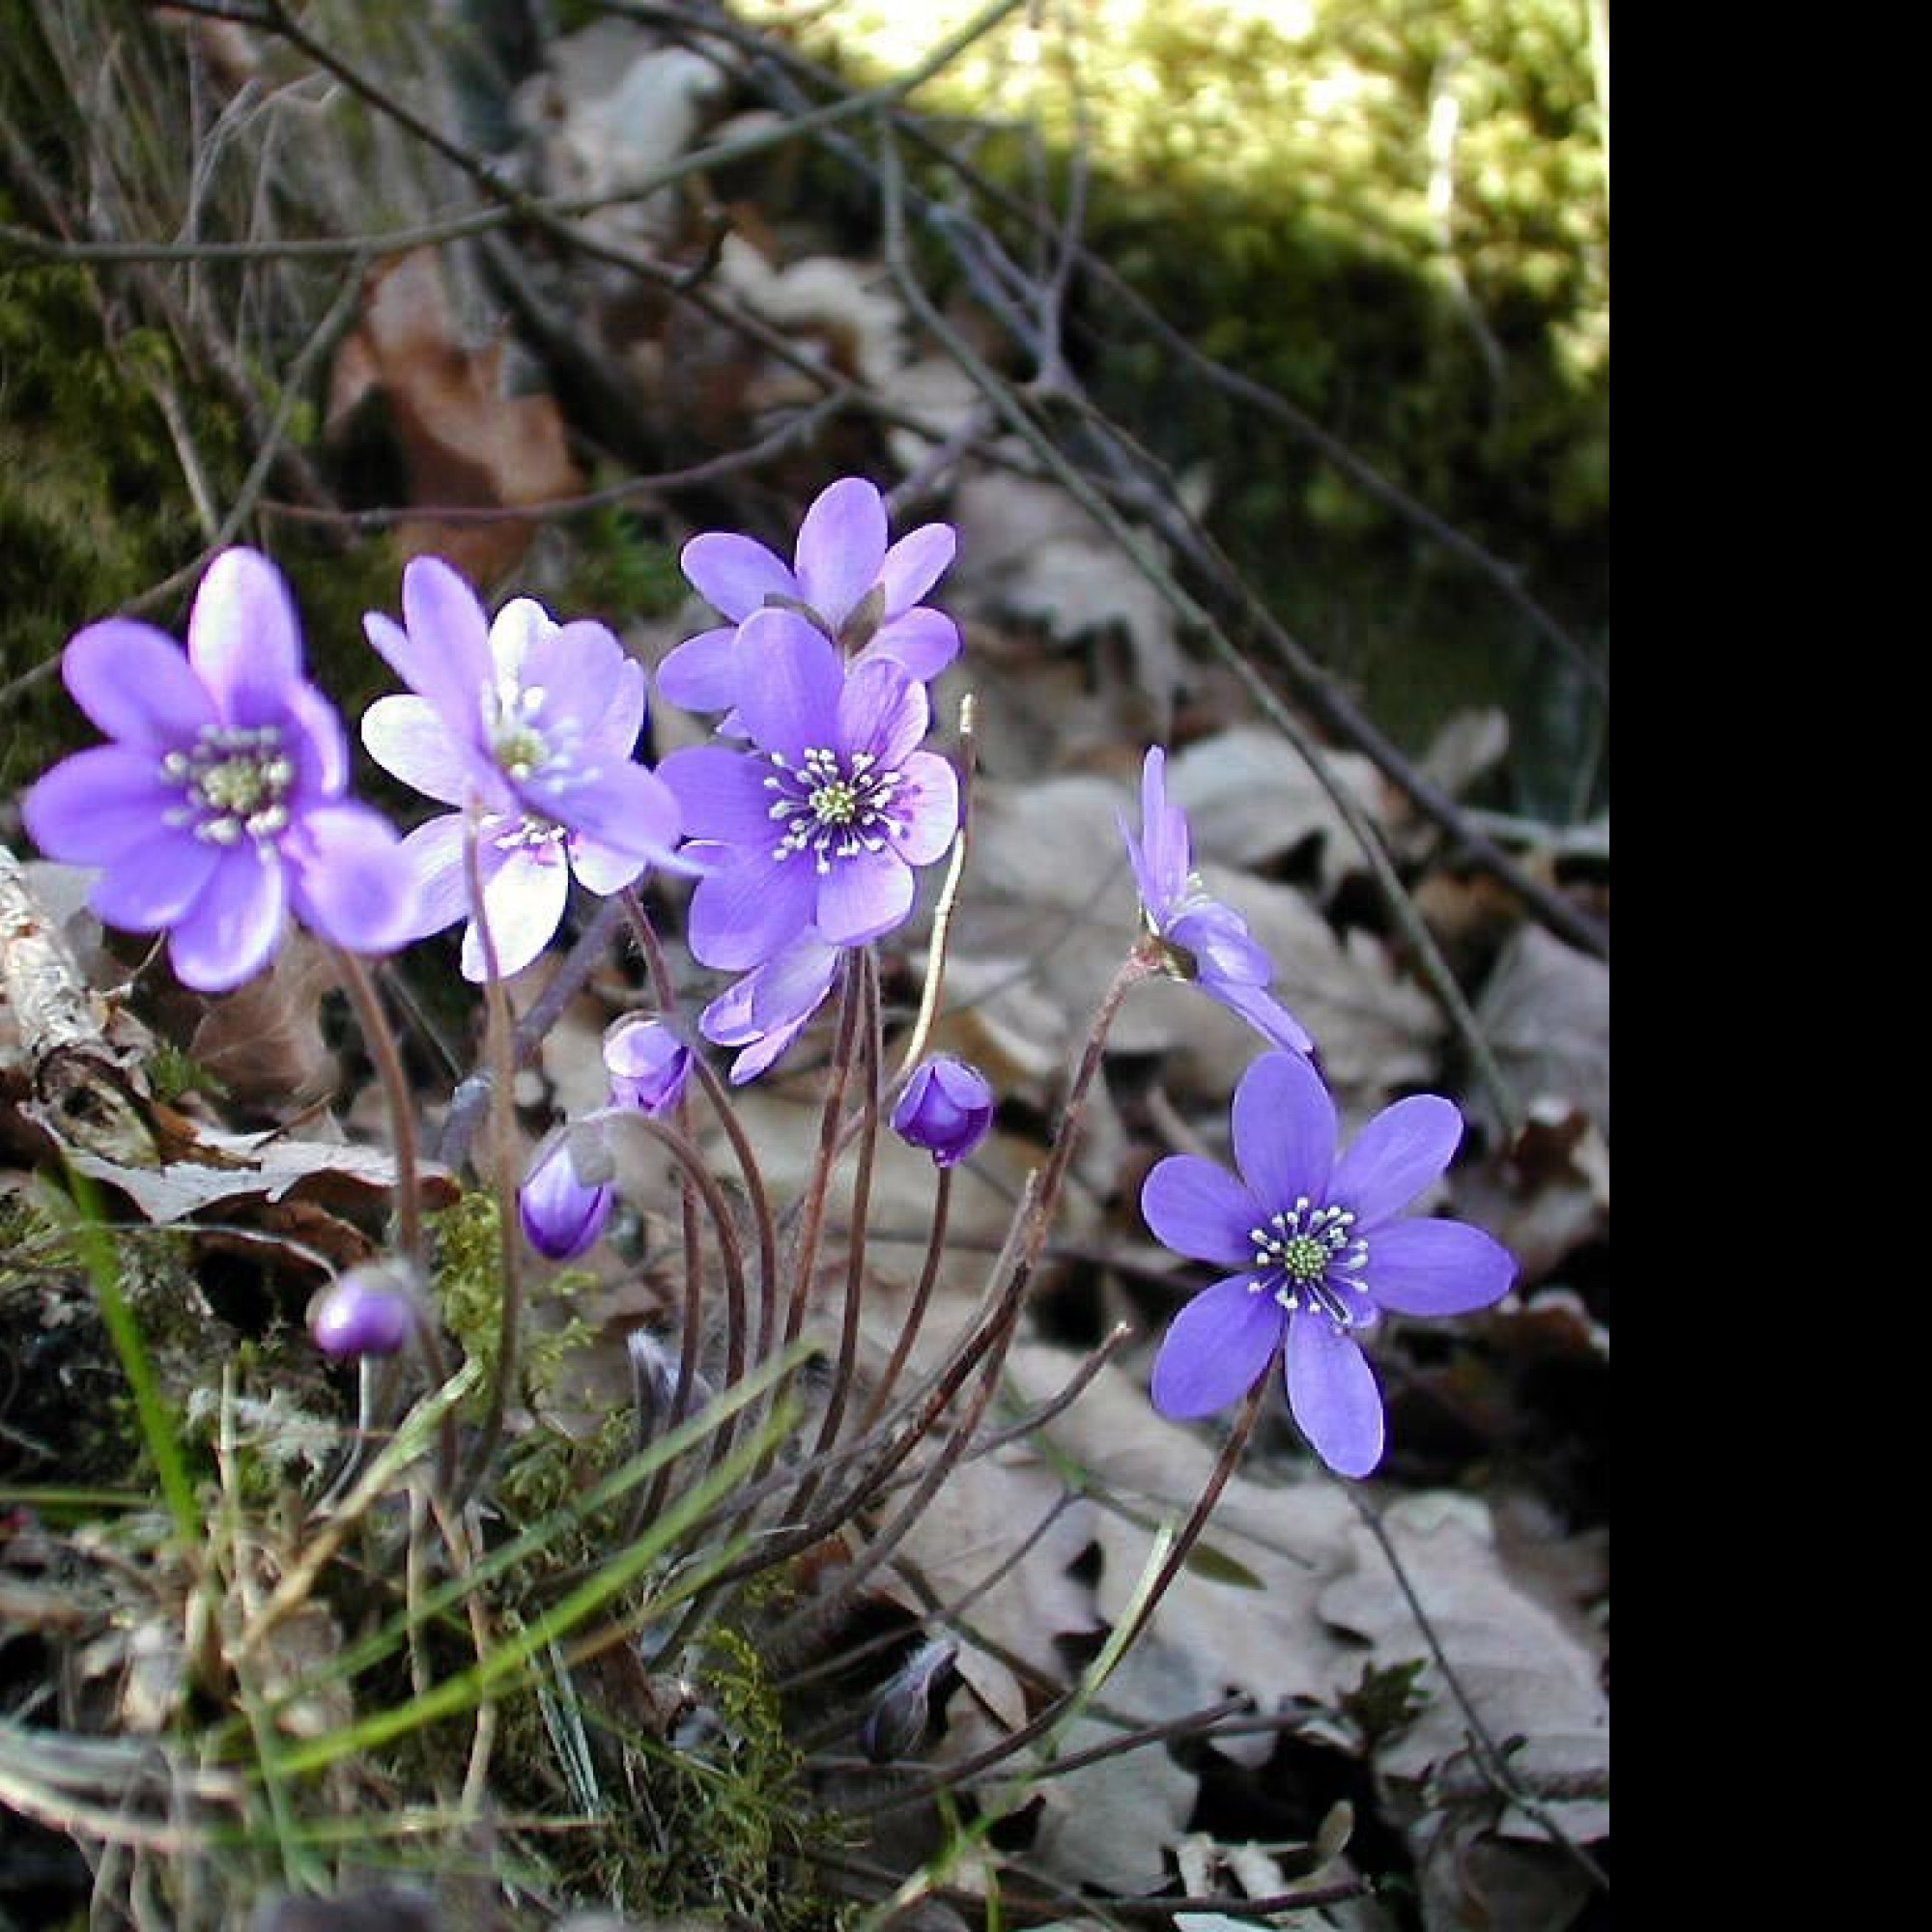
[
  {"left": 162, "top": 724, "right": 296, "bottom": 845},
  {"left": 1248, "top": 1195, "right": 1369, "bottom": 1326},
  {"left": 765, "top": 746, "right": 905, "bottom": 874}
]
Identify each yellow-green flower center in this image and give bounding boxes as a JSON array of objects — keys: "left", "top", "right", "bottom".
[
  {"left": 494, "top": 724, "right": 550, "bottom": 780},
  {"left": 1250, "top": 1196, "right": 1371, "bottom": 1327},
  {"left": 810, "top": 778, "right": 860, "bottom": 825},
  {"left": 765, "top": 746, "right": 906, "bottom": 874},
  {"left": 163, "top": 725, "right": 296, "bottom": 844}
]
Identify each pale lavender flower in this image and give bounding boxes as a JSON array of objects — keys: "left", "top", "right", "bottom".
[
  {"left": 1122, "top": 747, "right": 1313, "bottom": 1056},
  {"left": 1145, "top": 1050, "right": 1515, "bottom": 1478},
  {"left": 21, "top": 548, "right": 416, "bottom": 993},
  {"left": 658, "top": 474, "right": 959, "bottom": 717},
  {"left": 362, "top": 555, "right": 693, "bottom": 980},
  {"left": 698, "top": 928, "right": 843, "bottom": 1085},
  {"left": 519, "top": 1129, "right": 615, "bottom": 1260},
  {"left": 660, "top": 609, "right": 959, "bottom": 972},
  {"left": 603, "top": 1015, "right": 695, "bottom": 1114},
  {"left": 892, "top": 1056, "right": 995, "bottom": 1167}
]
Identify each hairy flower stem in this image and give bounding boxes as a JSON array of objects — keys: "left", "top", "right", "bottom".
[
  {"left": 455, "top": 819, "right": 528, "bottom": 1510},
  {"left": 329, "top": 946, "right": 424, "bottom": 1268},
  {"left": 854, "top": 1165, "right": 952, "bottom": 1440}
]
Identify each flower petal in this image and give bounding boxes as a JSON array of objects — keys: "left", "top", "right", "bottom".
[
  {"left": 169, "top": 845, "right": 288, "bottom": 992},
  {"left": 187, "top": 549, "right": 303, "bottom": 728},
  {"left": 523, "top": 617, "right": 628, "bottom": 734},
  {"left": 867, "top": 607, "right": 960, "bottom": 683},
  {"left": 1141, "top": 1153, "right": 1262, "bottom": 1265},
  {"left": 656, "top": 625, "right": 743, "bottom": 712},
  {"left": 22, "top": 748, "right": 180, "bottom": 866},
  {"left": 1150, "top": 1273, "right": 1284, "bottom": 1418},
  {"left": 1232, "top": 1051, "right": 1335, "bottom": 1210},
  {"left": 795, "top": 477, "right": 886, "bottom": 627},
  {"left": 687, "top": 848, "right": 815, "bottom": 970},
  {"left": 279, "top": 680, "right": 351, "bottom": 804},
  {"left": 734, "top": 609, "right": 842, "bottom": 762},
  {"left": 815, "top": 846, "right": 913, "bottom": 947},
  {"left": 519, "top": 758, "right": 687, "bottom": 868},
  {"left": 1284, "top": 1311, "right": 1384, "bottom": 1477},
  {"left": 888, "top": 750, "right": 959, "bottom": 867},
  {"left": 582, "top": 657, "right": 648, "bottom": 761},
  {"left": 1203, "top": 979, "right": 1315, "bottom": 1057},
  {"left": 285, "top": 804, "right": 419, "bottom": 955},
  {"left": 1170, "top": 903, "right": 1271, "bottom": 987},
  {"left": 1330, "top": 1094, "right": 1463, "bottom": 1228},
  {"left": 839, "top": 658, "right": 929, "bottom": 770},
  {"left": 682, "top": 531, "right": 795, "bottom": 620},
  {"left": 748, "top": 930, "right": 841, "bottom": 1032},
  {"left": 1134, "top": 748, "right": 1189, "bottom": 919},
  {"left": 91, "top": 832, "right": 220, "bottom": 931},
  {"left": 61, "top": 620, "right": 213, "bottom": 749},
  {"left": 390, "top": 813, "right": 472, "bottom": 939},
  {"left": 1364, "top": 1218, "right": 1516, "bottom": 1317},
  {"left": 461, "top": 841, "right": 569, "bottom": 980},
  {"left": 362, "top": 695, "right": 482, "bottom": 807},
  {"left": 379, "top": 554, "right": 494, "bottom": 729},
  {"left": 660, "top": 744, "right": 779, "bottom": 845},
  {"left": 877, "top": 523, "right": 956, "bottom": 615}
]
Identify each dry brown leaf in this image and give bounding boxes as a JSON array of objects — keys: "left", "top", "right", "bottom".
[
  {"left": 328, "top": 248, "right": 582, "bottom": 581},
  {"left": 1470, "top": 926, "right": 1611, "bottom": 1144},
  {"left": 189, "top": 929, "right": 341, "bottom": 1117}
]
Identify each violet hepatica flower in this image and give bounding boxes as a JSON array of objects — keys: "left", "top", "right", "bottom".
[
  {"left": 1122, "top": 747, "right": 1313, "bottom": 1057},
  {"left": 660, "top": 609, "right": 959, "bottom": 971},
  {"left": 658, "top": 474, "right": 959, "bottom": 717},
  {"left": 21, "top": 547, "right": 416, "bottom": 993},
  {"left": 1145, "top": 1050, "right": 1516, "bottom": 1478},
  {"left": 603, "top": 1015, "right": 696, "bottom": 1115},
  {"left": 311, "top": 1265, "right": 416, "bottom": 1359},
  {"left": 361, "top": 555, "right": 692, "bottom": 980},
  {"left": 519, "top": 1129, "right": 615, "bottom": 1261},
  {"left": 892, "top": 1056, "right": 995, "bottom": 1167},
  {"left": 698, "top": 927, "right": 843, "bottom": 1085}
]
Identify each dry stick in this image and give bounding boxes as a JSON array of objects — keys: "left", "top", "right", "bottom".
[
  {"left": 875, "top": 132, "right": 1526, "bottom": 1138},
  {"left": 1344, "top": 1486, "right": 1609, "bottom": 1892}
]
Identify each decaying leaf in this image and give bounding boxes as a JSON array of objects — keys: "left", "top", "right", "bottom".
[
  {"left": 188, "top": 929, "right": 342, "bottom": 1118},
  {"left": 1469, "top": 925, "right": 1610, "bottom": 1145}
]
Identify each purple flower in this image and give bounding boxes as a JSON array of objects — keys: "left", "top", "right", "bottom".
[
  {"left": 892, "top": 1056, "right": 995, "bottom": 1167},
  {"left": 660, "top": 610, "right": 959, "bottom": 972},
  {"left": 658, "top": 475, "right": 959, "bottom": 717},
  {"left": 519, "top": 1129, "right": 615, "bottom": 1260},
  {"left": 1144, "top": 1051, "right": 1516, "bottom": 1478},
  {"left": 310, "top": 1266, "right": 416, "bottom": 1358},
  {"left": 361, "top": 556, "right": 693, "bottom": 980},
  {"left": 698, "top": 928, "right": 843, "bottom": 1085},
  {"left": 1122, "top": 748, "right": 1313, "bottom": 1056},
  {"left": 20, "top": 548, "right": 417, "bottom": 993},
  {"left": 603, "top": 1015, "right": 695, "bottom": 1114}
]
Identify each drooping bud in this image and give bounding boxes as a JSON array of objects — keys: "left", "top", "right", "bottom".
[
  {"left": 603, "top": 1015, "right": 696, "bottom": 1116},
  {"left": 310, "top": 1264, "right": 416, "bottom": 1359},
  {"left": 890, "top": 1055, "right": 995, "bottom": 1168},
  {"left": 859, "top": 1636, "right": 959, "bottom": 1763},
  {"left": 519, "top": 1127, "right": 614, "bottom": 1260}
]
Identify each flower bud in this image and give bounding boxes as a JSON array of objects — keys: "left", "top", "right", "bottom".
[
  {"left": 890, "top": 1056, "right": 994, "bottom": 1167},
  {"left": 603, "top": 1015, "right": 695, "bottom": 1115},
  {"left": 519, "top": 1130, "right": 614, "bottom": 1260},
  {"left": 310, "top": 1265, "right": 415, "bottom": 1359},
  {"left": 859, "top": 1637, "right": 959, "bottom": 1763}
]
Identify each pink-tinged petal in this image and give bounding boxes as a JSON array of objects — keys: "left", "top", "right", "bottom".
[
  {"left": 460, "top": 842, "right": 569, "bottom": 981},
  {"left": 22, "top": 748, "right": 179, "bottom": 865},
  {"left": 866, "top": 606, "right": 960, "bottom": 682},
  {"left": 581, "top": 658, "right": 647, "bottom": 761},
  {"left": 1331, "top": 1094, "right": 1464, "bottom": 1228},
  {"left": 1233, "top": 1051, "right": 1335, "bottom": 1210},
  {"left": 656, "top": 625, "right": 742, "bottom": 711},
  {"left": 1284, "top": 1311, "right": 1383, "bottom": 1478},
  {"left": 285, "top": 804, "right": 420, "bottom": 956},
  {"left": 1363, "top": 1218, "right": 1516, "bottom": 1317},
  {"left": 362, "top": 695, "right": 484, "bottom": 807},
  {"left": 187, "top": 549, "right": 303, "bottom": 728},
  {"left": 815, "top": 846, "right": 913, "bottom": 947},
  {"left": 660, "top": 744, "right": 779, "bottom": 845},
  {"left": 169, "top": 845, "right": 287, "bottom": 992},
  {"left": 682, "top": 531, "right": 795, "bottom": 620},
  {"left": 1205, "top": 980, "right": 1315, "bottom": 1057},
  {"left": 379, "top": 554, "right": 494, "bottom": 728},
  {"left": 61, "top": 620, "right": 213, "bottom": 749},
  {"left": 877, "top": 522, "right": 956, "bottom": 615},
  {"left": 279, "top": 680, "right": 350, "bottom": 803},
  {"left": 391, "top": 814, "right": 472, "bottom": 938},
  {"left": 735, "top": 610, "right": 842, "bottom": 761},
  {"left": 889, "top": 751, "right": 959, "bottom": 867},
  {"left": 794, "top": 477, "right": 887, "bottom": 626},
  {"left": 1150, "top": 1273, "right": 1283, "bottom": 1419},
  {"left": 838, "top": 658, "right": 928, "bottom": 769},
  {"left": 1141, "top": 1154, "right": 1262, "bottom": 1266},
  {"left": 687, "top": 850, "right": 815, "bottom": 970},
  {"left": 91, "top": 833, "right": 220, "bottom": 931}
]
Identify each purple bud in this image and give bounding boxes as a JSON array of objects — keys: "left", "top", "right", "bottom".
[
  {"left": 859, "top": 1637, "right": 959, "bottom": 1763},
  {"left": 890, "top": 1055, "right": 995, "bottom": 1168},
  {"left": 603, "top": 1015, "right": 696, "bottom": 1115},
  {"left": 519, "top": 1132, "right": 614, "bottom": 1260},
  {"left": 311, "top": 1266, "right": 415, "bottom": 1358}
]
